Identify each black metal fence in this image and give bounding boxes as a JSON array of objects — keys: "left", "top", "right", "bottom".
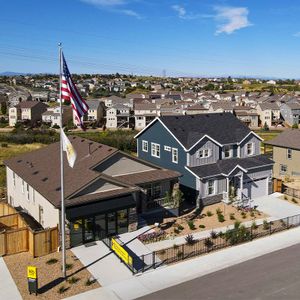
[{"left": 103, "top": 214, "right": 300, "bottom": 274}]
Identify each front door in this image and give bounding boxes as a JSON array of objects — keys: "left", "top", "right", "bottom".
[{"left": 83, "top": 217, "right": 94, "bottom": 243}]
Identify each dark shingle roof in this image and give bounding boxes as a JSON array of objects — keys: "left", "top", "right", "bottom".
[
  {"left": 4, "top": 137, "right": 180, "bottom": 208},
  {"left": 188, "top": 155, "right": 273, "bottom": 178},
  {"left": 160, "top": 113, "right": 251, "bottom": 148},
  {"left": 265, "top": 129, "right": 300, "bottom": 150}
]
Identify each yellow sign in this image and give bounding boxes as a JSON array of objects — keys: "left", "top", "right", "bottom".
[
  {"left": 27, "top": 266, "right": 37, "bottom": 279},
  {"left": 111, "top": 238, "right": 133, "bottom": 266}
]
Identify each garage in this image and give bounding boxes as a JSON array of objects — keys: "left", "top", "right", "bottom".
[{"left": 242, "top": 177, "right": 268, "bottom": 199}]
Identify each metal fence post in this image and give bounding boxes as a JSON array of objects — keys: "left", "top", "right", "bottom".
[
  {"left": 142, "top": 255, "right": 145, "bottom": 273},
  {"left": 152, "top": 251, "right": 156, "bottom": 269}
]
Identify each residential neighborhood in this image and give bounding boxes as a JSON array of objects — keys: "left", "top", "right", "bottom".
[{"left": 3, "top": 1, "right": 300, "bottom": 300}]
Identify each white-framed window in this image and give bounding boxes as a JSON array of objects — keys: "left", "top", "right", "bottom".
[
  {"left": 142, "top": 140, "right": 148, "bottom": 152},
  {"left": 21, "top": 180, "right": 24, "bottom": 194},
  {"left": 197, "top": 149, "right": 210, "bottom": 159},
  {"left": 172, "top": 148, "right": 178, "bottom": 163},
  {"left": 280, "top": 164, "right": 287, "bottom": 173},
  {"left": 164, "top": 146, "right": 171, "bottom": 152},
  {"left": 246, "top": 143, "right": 254, "bottom": 156},
  {"left": 151, "top": 143, "right": 160, "bottom": 158},
  {"left": 287, "top": 148, "right": 292, "bottom": 159},
  {"left": 224, "top": 145, "right": 232, "bottom": 158},
  {"left": 26, "top": 183, "right": 30, "bottom": 201},
  {"left": 207, "top": 180, "right": 215, "bottom": 195}
]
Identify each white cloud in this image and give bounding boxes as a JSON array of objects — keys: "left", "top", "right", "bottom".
[
  {"left": 80, "top": 0, "right": 141, "bottom": 18},
  {"left": 172, "top": 5, "right": 186, "bottom": 19},
  {"left": 214, "top": 6, "right": 252, "bottom": 35}
]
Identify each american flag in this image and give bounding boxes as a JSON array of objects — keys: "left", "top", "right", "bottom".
[{"left": 61, "top": 52, "right": 89, "bottom": 128}]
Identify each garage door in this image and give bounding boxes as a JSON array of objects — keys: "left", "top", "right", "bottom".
[{"left": 242, "top": 178, "right": 267, "bottom": 199}]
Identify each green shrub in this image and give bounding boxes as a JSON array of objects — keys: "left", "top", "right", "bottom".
[
  {"left": 85, "top": 277, "right": 96, "bottom": 286},
  {"left": 217, "top": 213, "right": 225, "bottom": 223},
  {"left": 67, "top": 276, "right": 80, "bottom": 284},
  {"left": 241, "top": 212, "right": 247, "bottom": 219},
  {"left": 284, "top": 195, "right": 288, "bottom": 200},
  {"left": 263, "top": 220, "right": 270, "bottom": 230},
  {"left": 65, "top": 263, "right": 73, "bottom": 270},
  {"left": 225, "top": 223, "right": 251, "bottom": 245},
  {"left": 292, "top": 198, "right": 298, "bottom": 204},
  {"left": 210, "top": 230, "right": 218, "bottom": 239},
  {"left": 250, "top": 211, "right": 255, "bottom": 218},
  {"left": 207, "top": 210, "right": 213, "bottom": 217},
  {"left": 216, "top": 208, "right": 222, "bottom": 215},
  {"left": 46, "top": 258, "right": 58, "bottom": 265},
  {"left": 174, "top": 228, "right": 180, "bottom": 234},
  {"left": 187, "top": 220, "right": 196, "bottom": 230},
  {"left": 177, "top": 224, "right": 184, "bottom": 231},
  {"left": 204, "top": 238, "right": 214, "bottom": 249},
  {"left": 251, "top": 221, "right": 258, "bottom": 230},
  {"left": 199, "top": 224, "right": 206, "bottom": 229},
  {"left": 229, "top": 213, "right": 235, "bottom": 220},
  {"left": 58, "top": 285, "right": 69, "bottom": 294}
]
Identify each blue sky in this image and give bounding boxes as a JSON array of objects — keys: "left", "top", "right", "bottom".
[{"left": 1, "top": 0, "right": 300, "bottom": 78}]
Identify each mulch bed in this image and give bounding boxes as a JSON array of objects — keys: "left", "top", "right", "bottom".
[{"left": 4, "top": 250, "right": 100, "bottom": 300}]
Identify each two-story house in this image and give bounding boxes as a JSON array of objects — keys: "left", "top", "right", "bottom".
[
  {"left": 9, "top": 101, "right": 48, "bottom": 127},
  {"left": 134, "top": 103, "right": 158, "bottom": 130},
  {"left": 256, "top": 103, "right": 281, "bottom": 128},
  {"left": 42, "top": 105, "right": 72, "bottom": 127},
  {"left": 280, "top": 102, "right": 300, "bottom": 127},
  {"left": 106, "top": 104, "right": 133, "bottom": 129},
  {"left": 135, "top": 113, "right": 273, "bottom": 207},
  {"left": 265, "top": 129, "right": 300, "bottom": 179}
]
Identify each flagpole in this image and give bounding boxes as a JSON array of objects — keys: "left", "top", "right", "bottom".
[{"left": 58, "top": 42, "right": 66, "bottom": 279}]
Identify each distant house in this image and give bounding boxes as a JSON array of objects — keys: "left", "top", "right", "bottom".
[
  {"left": 42, "top": 106, "right": 72, "bottom": 127},
  {"left": 280, "top": 103, "right": 300, "bottom": 127},
  {"left": 134, "top": 103, "right": 157, "bottom": 130},
  {"left": 185, "top": 104, "right": 209, "bottom": 115},
  {"left": 4, "top": 137, "right": 180, "bottom": 247},
  {"left": 135, "top": 113, "right": 273, "bottom": 207},
  {"left": 78, "top": 100, "right": 105, "bottom": 125},
  {"left": 234, "top": 106, "right": 259, "bottom": 128},
  {"left": 256, "top": 103, "right": 281, "bottom": 127},
  {"left": 106, "top": 104, "right": 133, "bottom": 129},
  {"left": 209, "top": 101, "right": 236, "bottom": 113},
  {"left": 9, "top": 101, "right": 48, "bottom": 127},
  {"left": 265, "top": 129, "right": 300, "bottom": 179}
]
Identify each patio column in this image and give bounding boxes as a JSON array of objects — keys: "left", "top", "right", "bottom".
[{"left": 240, "top": 173, "right": 244, "bottom": 200}]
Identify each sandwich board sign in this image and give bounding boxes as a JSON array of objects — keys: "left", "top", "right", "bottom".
[{"left": 27, "top": 266, "right": 38, "bottom": 295}]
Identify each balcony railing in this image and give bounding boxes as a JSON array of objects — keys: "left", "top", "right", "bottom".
[{"left": 146, "top": 197, "right": 174, "bottom": 210}]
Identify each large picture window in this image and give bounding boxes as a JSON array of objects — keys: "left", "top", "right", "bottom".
[{"left": 151, "top": 143, "right": 160, "bottom": 158}]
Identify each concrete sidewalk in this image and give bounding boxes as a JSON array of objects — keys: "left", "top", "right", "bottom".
[
  {"left": 66, "top": 226, "right": 300, "bottom": 300},
  {"left": 0, "top": 257, "right": 22, "bottom": 300}
]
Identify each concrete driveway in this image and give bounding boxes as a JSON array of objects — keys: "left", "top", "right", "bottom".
[{"left": 253, "top": 192, "right": 300, "bottom": 219}]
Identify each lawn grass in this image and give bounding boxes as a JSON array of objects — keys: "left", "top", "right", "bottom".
[{"left": 0, "top": 143, "right": 45, "bottom": 188}]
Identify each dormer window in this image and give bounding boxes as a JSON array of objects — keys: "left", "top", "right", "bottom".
[
  {"left": 197, "top": 149, "right": 210, "bottom": 158},
  {"left": 224, "top": 146, "right": 232, "bottom": 158}
]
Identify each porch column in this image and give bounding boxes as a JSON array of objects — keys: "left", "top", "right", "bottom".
[{"left": 240, "top": 173, "right": 244, "bottom": 200}]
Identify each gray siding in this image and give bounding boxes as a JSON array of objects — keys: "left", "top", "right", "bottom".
[
  {"left": 188, "top": 138, "right": 220, "bottom": 167},
  {"left": 244, "top": 166, "right": 272, "bottom": 181},
  {"left": 240, "top": 134, "right": 261, "bottom": 158}
]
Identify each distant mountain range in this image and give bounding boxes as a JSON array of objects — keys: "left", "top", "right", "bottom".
[{"left": 0, "top": 71, "right": 29, "bottom": 76}]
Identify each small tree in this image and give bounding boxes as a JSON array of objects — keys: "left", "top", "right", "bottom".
[
  {"left": 172, "top": 187, "right": 184, "bottom": 208},
  {"left": 262, "top": 122, "right": 269, "bottom": 131}
]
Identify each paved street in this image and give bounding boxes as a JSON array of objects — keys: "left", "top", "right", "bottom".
[{"left": 139, "top": 243, "right": 300, "bottom": 300}]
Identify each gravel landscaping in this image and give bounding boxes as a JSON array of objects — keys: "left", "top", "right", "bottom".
[{"left": 4, "top": 250, "right": 100, "bottom": 300}]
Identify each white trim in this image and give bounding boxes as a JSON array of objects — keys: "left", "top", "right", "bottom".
[
  {"left": 172, "top": 148, "right": 178, "bottom": 164},
  {"left": 238, "top": 131, "right": 263, "bottom": 145},
  {"left": 207, "top": 179, "right": 216, "bottom": 196},
  {"left": 246, "top": 142, "right": 254, "bottom": 156},
  {"left": 164, "top": 145, "right": 171, "bottom": 152},
  {"left": 185, "top": 166, "right": 200, "bottom": 179},
  {"left": 225, "top": 165, "right": 248, "bottom": 177},
  {"left": 151, "top": 142, "right": 160, "bottom": 158},
  {"left": 142, "top": 140, "right": 148, "bottom": 152},
  {"left": 188, "top": 134, "right": 222, "bottom": 151}
]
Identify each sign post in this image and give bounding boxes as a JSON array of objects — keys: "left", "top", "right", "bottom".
[{"left": 27, "top": 266, "right": 38, "bottom": 295}]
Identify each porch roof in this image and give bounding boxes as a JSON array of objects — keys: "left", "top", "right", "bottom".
[{"left": 188, "top": 155, "right": 273, "bottom": 179}]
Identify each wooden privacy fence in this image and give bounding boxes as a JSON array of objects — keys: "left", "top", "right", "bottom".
[
  {"left": 0, "top": 203, "right": 59, "bottom": 257},
  {"left": 0, "top": 226, "right": 59, "bottom": 257},
  {"left": 283, "top": 184, "right": 300, "bottom": 199}
]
